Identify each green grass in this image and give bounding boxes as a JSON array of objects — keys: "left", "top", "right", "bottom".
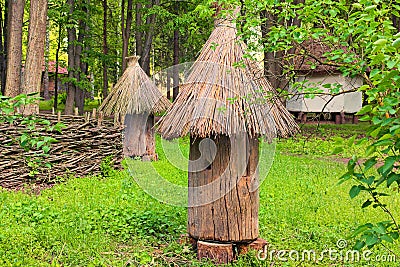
[
  {"left": 277, "top": 122, "right": 371, "bottom": 159},
  {"left": 39, "top": 98, "right": 100, "bottom": 113},
  {"left": 0, "top": 124, "right": 399, "bottom": 266}
]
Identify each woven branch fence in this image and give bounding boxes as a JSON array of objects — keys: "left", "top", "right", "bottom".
[{"left": 0, "top": 111, "right": 124, "bottom": 189}]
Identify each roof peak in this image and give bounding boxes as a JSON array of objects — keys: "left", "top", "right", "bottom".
[{"left": 126, "top": 56, "right": 140, "bottom": 67}]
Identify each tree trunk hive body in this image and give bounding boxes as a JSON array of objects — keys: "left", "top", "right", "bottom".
[
  {"left": 123, "top": 113, "right": 156, "bottom": 160},
  {"left": 188, "top": 134, "right": 259, "bottom": 242}
]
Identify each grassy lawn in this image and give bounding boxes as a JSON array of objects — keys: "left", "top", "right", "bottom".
[{"left": 0, "top": 124, "right": 399, "bottom": 266}]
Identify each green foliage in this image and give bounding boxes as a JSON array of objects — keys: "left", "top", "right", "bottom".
[{"left": 100, "top": 155, "right": 115, "bottom": 178}]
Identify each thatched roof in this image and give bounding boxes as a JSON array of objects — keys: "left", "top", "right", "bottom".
[
  {"left": 157, "top": 18, "right": 299, "bottom": 141},
  {"left": 99, "top": 56, "right": 171, "bottom": 117}
]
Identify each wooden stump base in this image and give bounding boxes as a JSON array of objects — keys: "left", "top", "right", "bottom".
[
  {"left": 189, "top": 238, "right": 268, "bottom": 264},
  {"left": 237, "top": 238, "right": 268, "bottom": 255},
  {"left": 197, "top": 241, "right": 234, "bottom": 264}
]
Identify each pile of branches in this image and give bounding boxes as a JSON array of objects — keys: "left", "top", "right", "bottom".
[{"left": 0, "top": 113, "right": 124, "bottom": 189}]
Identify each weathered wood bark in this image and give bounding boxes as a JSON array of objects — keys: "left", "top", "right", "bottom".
[
  {"left": 21, "top": 0, "right": 48, "bottom": 114},
  {"left": 0, "top": 0, "right": 8, "bottom": 95},
  {"left": 123, "top": 113, "right": 156, "bottom": 160},
  {"left": 188, "top": 134, "right": 260, "bottom": 242},
  {"left": 197, "top": 241, "right": 234, "bottom": 264},
  {"left": 102, "top": 0, "right": 108, "bottom": 99},
  {"left": 4, "top": 0, "right": 24, "bottom": 97}
]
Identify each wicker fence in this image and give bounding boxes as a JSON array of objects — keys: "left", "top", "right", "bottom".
[{"left": 0, "top": 111, "right": 123, "bottom": 189}]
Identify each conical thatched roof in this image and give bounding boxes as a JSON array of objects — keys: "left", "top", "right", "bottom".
[
  {"left": 157, "top": 17, "right": 299, "bottom": 141},
  {"left": 99, "top": 56, "right": 171, "bottom": 117}
]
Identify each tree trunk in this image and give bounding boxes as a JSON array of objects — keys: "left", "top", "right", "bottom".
[
  {"left": 121, "top": 0, "right": 133, "bottom": 71},
  {"left": 261, "top": 10, "right": 283, "bottom": 90},
  {"left": 43, "top": 17, "right": 50, "bottom": 100},
  {"left": 54, "top": 23, "right": 61, "bottom": 110},
  {"left": 21, "top": 0, "right": 48, "bottom": 114},
  {"left": 4, "top": 0, "right": 24, "bottom": 97},
  {"left": 65, "top": 0, "right": 88, "bottom": 115},
  {"left": 139, "top": 0, "right": 159, "bottom": 75},
  {"left": 166, "top": 68, "right": 171, "bottom": 100},
  {"left": 74, "top": 0, "right": 89, "bottom": 116},
  {"left": 0, "top": 0, "right": 8, "bottom": 95},
  {"left": 123, "top": 113, "right": 157, "bottom": 160},
  {"left": 172, "top": 28, "right": 179, "bottom": 100},
  {"left": 135, "top": 2, "right": 142, "bottom": 57},
  {"left": 102, "top": 0, "right": 108, "bottom": 99},
  {"left": 188, "top": 134, "right": 260, "bottom": 242},
  {"left": 65, "top": 0, "right": 76, "bottom": 115},
  {"left": 261, "top": 1, "right": 303, "bottom": 94}
]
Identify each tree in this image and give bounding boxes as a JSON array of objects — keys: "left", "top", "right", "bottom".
[
  {"left": 121, "top": 0, "right": 132, "bottom": 71},
  {"left": 4, "top": 0, "right": 24, "bottom": 97},
  {"left": 65, "top": 0, "right": 90, "bottom": 115},
  {"left": 135, "top": 0, "right": 160, "bottom": 75},
  {"left": 0, "top": 0, "right": 8, "bottom": 95},
  {"left": 258, "top": 0, "right": 303, "bottom": 92},
  {"left": 102, "top": 0, "right": 108, "bottom": 99},
  {"left": 21, "top": 0, "right": 48, "bottom": 114}
]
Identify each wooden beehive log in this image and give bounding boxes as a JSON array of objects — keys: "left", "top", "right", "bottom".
[
  {"left": 123, "top": 113, "right": 156, "bottom": 160},
  {"left": 99, "top": 55, "right": 170, "bottom": 161},
  {"left": 156, "top": 3, "right": 299, "bottom": 263},
  {"left": 188, "top": 134, "right": 260, "bottom": 242}
]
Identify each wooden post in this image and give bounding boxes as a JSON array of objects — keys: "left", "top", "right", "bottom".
[
  {"left": 188, "top": 134, "right": 259, "bottom": 242},
  {"left": 353, "top": 114, "right": 359, "bottom": 124},
  {"left": 57, "top": 111, "right": 61, "bottom": 123},
  {"left": 92, "top": 108, "right": 97, "bottom": 118},
  {"left": 335, "top": 113, "right": 342, "bottom": 124},
  {"left": 74, "top": 107, "right": 79, "bottom": 116},
  {"left": 340, "top": 111, "right": 345, "bottom": 124},
  {"left": 97, "top": 111, "right": 103, "bottom": 127}
]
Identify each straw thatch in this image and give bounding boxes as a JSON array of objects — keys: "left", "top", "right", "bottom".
[
  {"left": 157, "top": 18, "right": 299, "bottom": 141},
  {"left": 99, "top": 56, "right": 171, "bottom": 118}
]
